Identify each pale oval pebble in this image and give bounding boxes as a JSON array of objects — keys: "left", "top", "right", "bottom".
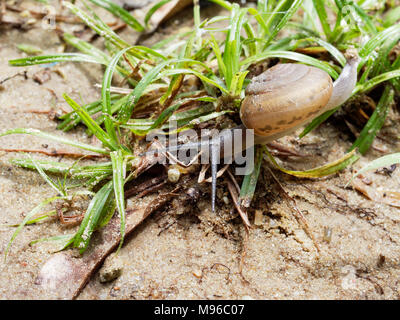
[{"left": 168, "top": 168, "right": 180, "bottom": 183}]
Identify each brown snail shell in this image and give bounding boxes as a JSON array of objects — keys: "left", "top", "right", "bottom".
[{"left": 240, "top": 63, "right": 333, "bottom": 137}]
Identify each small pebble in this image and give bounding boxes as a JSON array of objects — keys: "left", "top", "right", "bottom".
[
  {"left": 323, "top": 227, "right": 332, "bottom": 243},
  {"left": 222, "top": 196, "right": 229, "bottom": 205},
  {"left": 131, "top": 157, "right": 141, "bottom": 168},
  {"left": 99, "top": 253, "right": 123, "bottom": 283},
  {"left": 192, "top": 269, "right": 202, "bottom": 278},
  {"left": 20, "top": 10, "right": 31, "bottom": 18},
  {"left": 26, "top": 18, "right": 37, "bottom": 25},
  {"left": 168, "top": 168, "right": 180, "bottom": 183}
]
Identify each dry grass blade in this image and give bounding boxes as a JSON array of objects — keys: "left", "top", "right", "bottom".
[{"left": 226, "top": 179, "right": 251, "bottom": 229}]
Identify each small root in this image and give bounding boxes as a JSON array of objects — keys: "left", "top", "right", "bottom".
[{"left": 0, "top": 71, "right": 27, "bottom": 85}]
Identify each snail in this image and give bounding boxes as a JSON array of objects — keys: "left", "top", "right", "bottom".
[{"left": 151, "top": 52, "right": 361, "bottom": 212}]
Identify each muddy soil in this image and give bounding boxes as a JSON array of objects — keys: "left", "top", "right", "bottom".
[{"left": 1, "top": 1, "right": 400, "bottom": 300}]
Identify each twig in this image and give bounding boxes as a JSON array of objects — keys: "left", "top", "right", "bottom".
[{"left": 0, "top": 0, "right": 5, "bottom": 21}]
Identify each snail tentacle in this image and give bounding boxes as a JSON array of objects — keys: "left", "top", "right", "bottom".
[{"left": 325, "top": 55, "right": 360, "bottom": 110}]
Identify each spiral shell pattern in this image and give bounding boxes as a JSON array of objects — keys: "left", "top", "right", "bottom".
[{"left": 240, "top": 63, "right": 333, "bottom": 137}]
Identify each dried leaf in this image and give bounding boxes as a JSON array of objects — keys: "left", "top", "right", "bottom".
[{"left": 146, "top": 0, "right": 192, "bottom": 32}]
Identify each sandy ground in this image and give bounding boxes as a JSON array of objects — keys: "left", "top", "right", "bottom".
[{"left": 1, "top": 1, "right": 400, "bottom": 300}]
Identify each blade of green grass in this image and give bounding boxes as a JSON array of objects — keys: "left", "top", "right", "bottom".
[
  {"left": 160, "top": 68, "right": 228, "bottom": 93},
  {"left": 299, "top": 107, "right": 339, "bottom": 138},
  {"left": 208, "top": 0, "right": 233, "bottom": 10},
  {"left": 16, "top": 44, "right": 43, "bottom": 55},
  {"left": 239, "top": 146, "right": 263, "bottom": 208},
  {"left": 264, "top": 147, "right": 359, "bottom": 178},
  {"left": 247, "top": 7, "right": 270, "bottom": 41},
  {"left": 123, "top": 101, "right": 215, "bottom": 130},
  {"left": 0, "top": 128, "right": 108, "bottom": 154},
  {"left": 102, "top": 47, "right": 134, "bottom": 143},
  {"left": 88, "top": 0, "right": 144, "bottom": 31},
  {"left": 4, "top": 196, "right": 64, "bottom": 260},
  {"left": 145, "top": 0, "right": 172, "bottom": 26},
  {"left": 117, "top": 58, "right": 219, "bottom": 123},
  {"left": 223, "top": 4, "right": 247, "bottom": 90},
  {"left": 11, "top": 158, "right": 113, "bottom": 180},
  {"left": 305, "top": 37, "right": 346, "bottom": 67},
  {"left": 58, "top": 95, "right": 123, "bottom": 131},
  {"left": 160, "top": 33, "right": 194, "bottom": 105},
  {"left": 349, "top": 87, "right": 394, "bottom": 154},
  {"left": 29, "top": 234, "right": 75, "bottom": 249},
  {"left": 354, "top": 69, "right": 400, "bottom": 94},
  {"left": 72, "top": 181, "right": 114, "bottom": 253},
  {"left": 9, "top": 53, "right": 103, "bottom": 67},
  {"left": 335, "top": 0, "right": 377, "bottom": 36},
  {"left": 165, "top": 110, "right": 233, "bottom": 134},
  {"left": 263, "top": 0, "right": 304, "bottom": 49},
  {"left": 63, "top": 33, "right": 110, "bottom": 65},
  {"left": 347, "top": 153, "right": 400, "bottom": 187},
  {"left": 63, "top": 93, "right": 119, "bottom": 151},
  {"left": 110, "top": 150, "right": 126, "bottom": 251},
  {"left": 117, "top": 59, "right": 174, "bottom": 123},
  {"left": 129, "top": 102, "right": 181, "bottom": 135},
  {"left": 63, "top": 1, "right": 132, "bottom": 51},
  {"left": 29, "top": 155, "right": 67, "bottom": 196},
  {"left": 311, "top": 0, "right": 331, "bottom": 39},
  {"left": 383, "top": 6, "right": 400, "bottom": 27},
  {"left": 240, "top": 50, "right": 339, "bottom": 78},
  {"left": 359, "top": 24, "right": 400, "bottom": 60}
]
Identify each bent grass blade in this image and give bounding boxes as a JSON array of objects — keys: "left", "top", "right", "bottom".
[
  {"left": 264, "top": 147, "right": 359, "bottom": 178},
  {"left": 0, "top": 128, "right": 108, "bottom": 155}
]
